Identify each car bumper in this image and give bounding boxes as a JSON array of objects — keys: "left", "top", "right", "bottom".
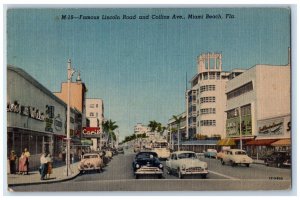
[
  {"left": 182, "top": 169, "right": 209, "bottom": 175},
  {"left": 135, "top": 167, "right": 163, "bottom": 175},
  {"left": 79, "top": 167, "right": 101, "bottom": 171}
]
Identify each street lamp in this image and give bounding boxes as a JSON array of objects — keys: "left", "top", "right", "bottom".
[{"left": 65, "top": 59, "right": 76, "bottom": 176}]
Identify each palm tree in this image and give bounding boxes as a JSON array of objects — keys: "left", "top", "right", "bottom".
[
  {"left": 102, "top": 119, "right": 118, "bottom": 148},
  {"left": 148, "top": 120, "right": 159, "bottom": 132},
  {"left": 172, "top": 115, "right": 182, "bottom": 151}
]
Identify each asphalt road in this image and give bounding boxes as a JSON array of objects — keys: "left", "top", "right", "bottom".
[{"left": 10, "top": 150, "right": 292, "bottom": 192}]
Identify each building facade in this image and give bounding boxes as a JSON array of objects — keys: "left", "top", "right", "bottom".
[
  {"left": 7, "top": 66, "right": 67, "bottom": 169},
  {"left": 189, "top": 53, "right": 231, "bottom": 139},
  {"left": 134, "top": 123, "right": 150, "bottom": 135},
  {"left": 85, "top": 98, "right": 104, "bottom": 150},
  {"left": 225, "top": 64, "right": 291, "bottom": 149}
]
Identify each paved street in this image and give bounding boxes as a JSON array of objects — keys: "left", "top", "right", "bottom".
[{"left": 10, "top": 149, "right": 291, "bottom": 192}]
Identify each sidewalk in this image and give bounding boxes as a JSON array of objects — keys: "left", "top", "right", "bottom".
[{"left": 7, "top": 161, "right": 80, "bottom": 186}]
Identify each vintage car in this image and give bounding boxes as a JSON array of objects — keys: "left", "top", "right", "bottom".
[
  {"left": 221, "top": 149, "right": 253, "bottom": 167},
  {"left": 151, "top": 140, "right": 171, "bottom": 160},
  {"left": 78, "top": 153, "right": 103, "bottom": 173},
  {"left": 264, "top": 151, "right": 291, "bottom": 168},
  {"left": 132, "top": 151, "right": 164, "bottom": 179},
  {"left": 204, "top": 149, "right": 218, "bottom": 158},
  {"left": 216, "top": 150, "right": 229, "bottom": 160},
  {"left": 166, "top": 151, "right": 208, "bottom": 179}
]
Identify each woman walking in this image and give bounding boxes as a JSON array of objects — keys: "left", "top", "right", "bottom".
[{"left": 18, "top": 151, "right": 28, "bottom": 175}]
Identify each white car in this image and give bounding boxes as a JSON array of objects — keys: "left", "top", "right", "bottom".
[
  {"left": 78, "top": 153, "right": 103, "bottom": 173},
  {"left": 221, "top": 149, "right": 253, "bottom": 167},
  {"left": 166, "top": 151, "right": 208, "bottom": 179}
]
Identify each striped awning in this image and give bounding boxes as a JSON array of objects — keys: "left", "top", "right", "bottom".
[
  {"left": 217, "top": 138, "right": 236, "bottom": 146},
  {"left": 271, "top": 139, "right": 291, "bottom": 146}
]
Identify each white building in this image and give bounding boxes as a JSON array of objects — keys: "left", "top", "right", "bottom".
[
  {"left": 134, "top": 123, "right": 150, "bottom": 135},
  {"left": 225, "top": 63, "right": 291, "bottom": 147},
  {"left": 189, "top": 53, "right": 243, "bottom": 139},
  {"left": 85, "top": 98, "right": 104, "bottom": 150}
]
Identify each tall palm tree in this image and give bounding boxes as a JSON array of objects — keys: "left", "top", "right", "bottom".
[
  {"left": 102, "top": 119, "right": 118, "bottom": 148},
  {"left": 148, "top": 120, "right": 159, "bottom": 132},
  {"left": 172, "top": 115, "right": 182, "bottom": 151}
]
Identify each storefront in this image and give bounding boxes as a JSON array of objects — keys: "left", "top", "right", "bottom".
[{"left": 7, "top": 66, "right": 67, "bottom": 170}]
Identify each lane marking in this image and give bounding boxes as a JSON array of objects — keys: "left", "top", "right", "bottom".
[{"left": 208, "top": 170, "right": 239, "bottom": 180}]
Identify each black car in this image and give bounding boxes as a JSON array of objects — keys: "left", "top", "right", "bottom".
[
  {"left": 132, "top": 151, "right": 164, "bottom": 179},
  {"left": 264, "top": 151, "right": 291, "bottom": 168}
]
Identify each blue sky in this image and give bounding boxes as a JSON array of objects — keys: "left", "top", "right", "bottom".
[{"left": 7, "top": 8, "right": 290, "bottom": 140}]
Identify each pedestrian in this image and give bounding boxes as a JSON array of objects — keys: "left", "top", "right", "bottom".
[
  {"left": 40, "top": 153, "right": 48, "bottom": 180},
  {"left": 18, "top": 151, "right": 28, "bottom": 175},
  {"left": 81, "top": 150, "right": 85, "bottom": 160},
  {"left": 9, "top": 150, "right": 17, "bottom": 174},
  {"left": 46, "top": 154, "right": 53, "bottom": 179},
  {"left": 23, "top": 148, "right": 30, "bottom": 175}
]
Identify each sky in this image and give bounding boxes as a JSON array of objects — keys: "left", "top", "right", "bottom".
[{"left": 6, "top": 7, "right": 291, "bottom": 140}]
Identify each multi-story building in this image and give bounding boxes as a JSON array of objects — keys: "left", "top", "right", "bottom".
[
  {"left": 189, "top": 53, "right": 237, "bottom": 139},
  {"left": 85, "top": 98, "right": 104, "bottom": 150},
  {"left": 225, "top": 63, "right": 291, "bottom": 150},
  {"left": 7, "top": 66, "right": 67, "bottom": 169},
  {"left": 53, "top": 68, "right": 88, "bottom": 128},
  {"left": 134, "top": 123, "right": 150, "bottom": 135}
]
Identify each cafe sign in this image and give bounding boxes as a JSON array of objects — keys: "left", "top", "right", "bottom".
[{"left": 82, "top": 127, "right": 102, "bottom": 136}]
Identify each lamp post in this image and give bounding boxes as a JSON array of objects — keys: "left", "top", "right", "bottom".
[{"left": 66, "top": 59, "right": 76, "bottom": 176}]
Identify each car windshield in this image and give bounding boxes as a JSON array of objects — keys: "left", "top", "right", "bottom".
[
  {"left": 136, "top": 152, "right": 157, "bottom": 159},
  {"left": 178, "top": 153, "right": 196, "bottom": 159},
  {"left": 235, "top": 151, "right": 246, "bottom": 155},
  {"left": 84, "top": 155, "right": 98, "bottom": 159}
]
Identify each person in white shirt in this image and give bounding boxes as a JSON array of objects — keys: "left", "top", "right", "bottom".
[{"left": 40, "top": 153, "right": 48, "bottom": 180}]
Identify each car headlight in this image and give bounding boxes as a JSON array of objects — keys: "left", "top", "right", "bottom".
[
  {"left": 135, "top": 164, "right": 140, "bottom": 168},
  {"left": 159, "top": 164, "right": 163, "bottom": 168},
  {"left": 181, "top": 164, "right": 186, "bottom": 170}
]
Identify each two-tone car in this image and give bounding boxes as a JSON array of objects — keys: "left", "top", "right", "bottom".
[
  {"left": 220, "top": 149, "right": 253, "bottom": 167},
  {"left": 132, "top": 151, "right": 164, "bottom": 179},
  {"left": 78, "top": 153, "right": 103, "bottom": 173},
  {"left": 166, "top": 151, "right": 209, "bottom": 179}
]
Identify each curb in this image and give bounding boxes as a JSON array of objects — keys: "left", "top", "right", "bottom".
[{"left": 8, "top": 171, "right": 81, "bottom": 187}]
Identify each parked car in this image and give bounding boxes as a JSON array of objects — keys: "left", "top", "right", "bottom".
[
  {"left": 264, "top": 151, "right": 291, "bottom": 168},
  {"left": 217, "top": 150, "right": 228, "bottom": 160},
  {"left": 204, "top": 149, "right": 218, "bottom": 158},
  {"left": 132, "top": 151, "right": 164, "bottom": 179},
  {"left": 166, "top": 151, "right": 208, "bottom": 179},
  {"left": 78, "top": 153, "right": 103, "bottom": 173},
  {"left": 221, "top": 149, "right": 253, "bottom": 167}
]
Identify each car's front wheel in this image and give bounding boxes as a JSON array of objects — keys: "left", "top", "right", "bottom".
[
  {"left": 135, "top": 174, "right": 139, "bottom": 179},
  {"left": 221, "top": 159, "right": 225, "bottom": 165},
  {"left": 178, "top": 168, "right": 183, "bottom": 179},
  {"left": 245, "top": 164, "right": 250, "bottom": 167},
  {"left": 201, "top": 174, "right": 207, "bottom": 179},
  {"left": 230, "top": 160, "right": 236, "bottom": 167}
]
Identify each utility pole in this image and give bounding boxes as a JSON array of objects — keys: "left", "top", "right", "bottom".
[{"left": 65, "top": 59, "right": 75, "bottom": 176}]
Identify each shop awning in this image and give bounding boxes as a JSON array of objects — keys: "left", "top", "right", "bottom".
[
  {"left": 246, "top": 139, "right": 278, "bottom": 146},
  {"left": 217, "top": 138, "right": 236, "bottom": 146},
  {"left": 271, "top": 139, "right": 291, "bottom": 146},
  {"left": 81, "top": 139, "right": 93, "bottom": 146}
]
